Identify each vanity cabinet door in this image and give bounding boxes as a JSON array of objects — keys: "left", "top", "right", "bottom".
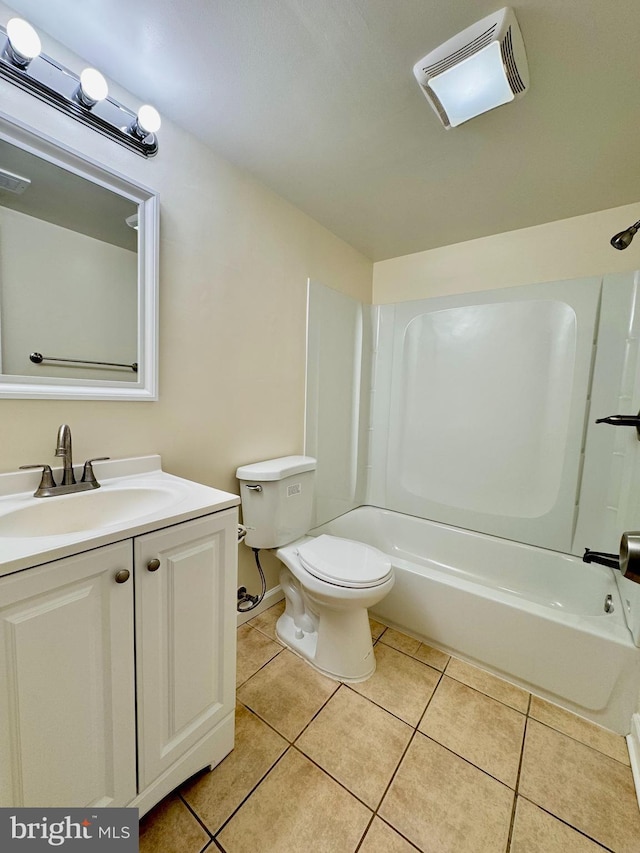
[
  {"left": 0, "top": 542, "right": 136, "bottom": 808},
  {"left": 134, "top": 510, "right": 237, "bottom": 790}
]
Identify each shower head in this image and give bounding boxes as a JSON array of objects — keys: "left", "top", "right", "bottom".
[{"left": 611, "top": 219, "right": 640, "bottom": 250}]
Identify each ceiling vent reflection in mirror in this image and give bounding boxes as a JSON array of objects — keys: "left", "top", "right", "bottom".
[
  {"left": 0, "top": 17, "right": 161, "bottom": 157},
  {"left": 413, "top": 6, "right": 529, "bottom": 129}
]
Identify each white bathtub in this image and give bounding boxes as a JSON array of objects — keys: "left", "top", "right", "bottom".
[{"left": 312, "top": 506, "right": 640, "bottom": 734}]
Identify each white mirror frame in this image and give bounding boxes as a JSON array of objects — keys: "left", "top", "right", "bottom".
[{"left": 0, "top": 110, "right": 158, "bottom": 401}]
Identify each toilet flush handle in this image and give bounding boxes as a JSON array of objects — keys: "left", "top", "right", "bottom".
[{"left": 245, "top": 484, "right": 262, "bottom": 492}]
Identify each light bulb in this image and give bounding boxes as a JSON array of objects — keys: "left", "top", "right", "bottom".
[
  {"left": 136, "top": 104, "right": 161, "bottom": 135},
  {"left": 5, "top": 17, "right": 41, "bottom": 67},
  {"left": 78, "top": 68, "right": 108, "bottom": 105}
]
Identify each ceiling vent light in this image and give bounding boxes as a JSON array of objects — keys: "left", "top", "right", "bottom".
[{"left": 413, "top": 6, "right": 529, "bottom": 129}]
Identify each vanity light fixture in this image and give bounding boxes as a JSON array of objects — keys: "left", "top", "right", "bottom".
[
  {"left": 413, "top": 7, "right": 529, "bottom": 128},
  {"left": 0, "top": 18, "right": 160, "bottom": 157}
]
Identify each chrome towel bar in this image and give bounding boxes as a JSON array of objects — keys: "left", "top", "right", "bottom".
[{"left": 29, "top": 352, "right": 138, "bottom": 372}]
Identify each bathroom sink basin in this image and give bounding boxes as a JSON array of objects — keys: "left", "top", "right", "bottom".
[
  {"left": 0, "top": 455, "right": 240, "bottom": 576},
  {"left": 0, "top": 485, "right": 181, "bottom": 538}
]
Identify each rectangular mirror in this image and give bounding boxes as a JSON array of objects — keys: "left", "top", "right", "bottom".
[{"left": 0, "top": 110, "right": 158, "bottom": 400}]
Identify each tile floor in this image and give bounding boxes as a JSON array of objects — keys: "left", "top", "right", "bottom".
[{"left": 140, "top": 601, "right": 640, "bottom": 853}]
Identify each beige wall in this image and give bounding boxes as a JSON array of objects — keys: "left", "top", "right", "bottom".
[
  {"left": 0, "top": 9, "right": 372, "bottom": 589},
  {"left": 373, "top": 203, "right": 640, "bottom": 303}
]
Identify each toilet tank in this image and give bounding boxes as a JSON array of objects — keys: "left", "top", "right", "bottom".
[{"left": 236, "top": 456, "right": 317, "bottom": 549}]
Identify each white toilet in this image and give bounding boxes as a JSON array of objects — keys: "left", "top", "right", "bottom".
[{"left": 236, "top": 456, "right": 394, "bottom": 682}]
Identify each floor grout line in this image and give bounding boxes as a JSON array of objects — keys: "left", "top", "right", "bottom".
[
  {"left": 516, "top": 795, "right": 617, "bottom": 852},
  {"left": 375, "top": 814, "right": 424, "bottom": 852},
  {"left": 289, "top": 682, "right": 343, "bottom": 744},
  {"left": 525, "top": 715, "right": 631, "bottom": 766},
  {"left": 209, "top": 747, "right": 291, "bottom": 841},
  {"left": 289, "top": 743, "right": 376, "bottom": 813},
  {"left": 142, "top": 613, "right": 632, "bottom": 853},
  {"left": 177, "top": 792, "right": 214, "bottom": 842},
  {"left": 504, "top": 714, "right": 529, "bottom": 852},
  {"left": 352, "top": 811, "right": 376, "bottom": 853},
  {"left": 235, "top": 644, "right": 286, "bottom": 689},
  {"left": 341, "top": 680, "right": 433, "bottom": 730},
  {"left": 235, "top": 699, "right": 295, "bottom": 745}
]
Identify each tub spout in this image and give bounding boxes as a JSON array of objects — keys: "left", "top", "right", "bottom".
[
  {"left": 582, "top": 548, "right": 620, "bottom": 570},
  {"left": 620, "top": 532, "right": 640, "bottom": 584},
  {"left": 585, "top": 537, "right": 640, "bottom": 584}
]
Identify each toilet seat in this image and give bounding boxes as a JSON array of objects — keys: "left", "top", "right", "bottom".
[{"left": 297, "top": 534, "right": 391, "bottom": 589}]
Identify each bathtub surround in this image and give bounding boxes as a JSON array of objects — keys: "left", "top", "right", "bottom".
[
  {"left": 306, "top": 275, "right": 640, "bottom": 734},
  {"left": 305, "top": 282, "right": 370, "bottom": 524},
  {"left": 308, "top": 275, "right": 640, "bottom": 558},
  {"left": 369, "top": 277, "right": 600, "bottom": 551}
]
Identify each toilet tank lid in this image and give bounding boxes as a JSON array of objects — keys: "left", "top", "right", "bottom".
[{"left": 236, "top": 455, "right": 317, "bottom": 481}]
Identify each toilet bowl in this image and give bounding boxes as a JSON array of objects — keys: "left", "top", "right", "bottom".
[
  {"left": 236, "top": 456, "right": 395, "bottom": 682},
  {"left": 276, "top": 534, "right": 394, "bottom": 682}
]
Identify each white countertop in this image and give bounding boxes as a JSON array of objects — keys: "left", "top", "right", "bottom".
[{"left": 0, "top": 455, "right": 240, "bottom": 577}]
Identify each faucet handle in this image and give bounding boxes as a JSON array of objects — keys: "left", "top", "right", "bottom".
[
  {"left": 19, "top": 464, "right": 57, "bottom": 496},
  {"left": 81, "top": 457, "right": 110, "bottom": 486}
]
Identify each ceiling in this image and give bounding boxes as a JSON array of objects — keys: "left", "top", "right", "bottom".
[{"left": 4, "top": 0, "right": 640, "bottom": 261}]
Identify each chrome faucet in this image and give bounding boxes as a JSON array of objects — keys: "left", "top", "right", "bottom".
[
  {"left": 19, "top": 424, "right": 110, "bottom": 497},
  {"left": 55, "top": 423, "right": 76, "bottom": 485}
]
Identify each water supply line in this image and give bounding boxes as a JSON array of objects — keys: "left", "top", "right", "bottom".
[
  {"left": 237, "top": 548, "right": 267, "bottom": 612},
  {"left": 236, "top": 523, "right": 267, "bottom": 612}
]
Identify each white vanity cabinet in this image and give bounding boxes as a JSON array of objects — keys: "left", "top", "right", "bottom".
[
  {"left": 0, "top": 506, "right": 238, "bottom": 816},
  {"left": 133, "top": 510, "right": 237, "bottom": 810},
  {"left": 0, "top": 541, "right": 137, "bottom": 809}
]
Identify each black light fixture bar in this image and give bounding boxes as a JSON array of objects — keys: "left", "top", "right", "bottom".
[{"left": 0, "top": 23, "right": 158, "bottom": 157}]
